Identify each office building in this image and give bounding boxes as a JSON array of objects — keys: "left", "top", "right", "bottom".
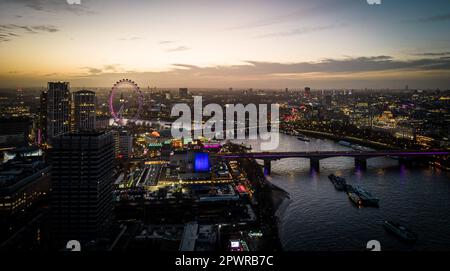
[
  {"left": 73, "top": 90, "right": 96, "bottom": 132},
  {"left": 38, "top": 90, "right": 48, "bottom": 145},
  {"left": 0, "top": 154, "right": 50, "bottom": 216},
  {"left": 95, "top": 116, "right": 110, "bottom": 130},
  {"left": 116, "top": 130, "right": 133, "bottom": 159},
  {"left": 50, "top": 131, "right": 115, "bottom": 247},
  {"left": 46, "top": 82, "right": 71, "bottom": 142}
]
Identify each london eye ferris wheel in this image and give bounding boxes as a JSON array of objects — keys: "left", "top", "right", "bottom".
[{"left": 108, "top": 79, "right": 143, "bottom": 125}]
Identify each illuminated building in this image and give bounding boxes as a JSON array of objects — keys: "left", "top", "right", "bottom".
[
  {"left": 349, "top": 102, "right": 372, "bottom": 129},
  {"left": 117, "top": 130, "right": 133, "bottom": 159},
  {"left": 38, "top": 90, "right": 47, "bottom": 145},
  {"left": 373, "top": 111, "right": 397, "bottom": 131},
  {"left": 73, "top": 90, "right": 96, "bottom": 132},
  {"left": 95, "top": 116, "right": 110, "bottom": 130},
  {"left": 172, "top": 139, "right": 183, "bottom": 149},
  {"left": 416, "top": 135, "right": 434, "bottom": 147},
  {"left": 0, "top": 155, "right": 50, "bottom": 216},
  {"left": 46, "top": 82, "right": 71, "bottom": 142},
  {"left": 194, "top": 152, "right": 210, "bottom": 172}
]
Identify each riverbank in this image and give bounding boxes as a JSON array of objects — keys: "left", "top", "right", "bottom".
[
  {"left": 281, "top": 129, "right": 392, "bottom": 150},
  {"left": 263, "top": 174, "right": 291, "bottom": 239},
  {"left": 239, "top": 155, "right": 288, "bottom": 251}
]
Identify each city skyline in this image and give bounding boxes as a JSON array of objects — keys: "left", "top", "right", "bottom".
[
  {"left": 1, "top": 0, "right": 450, "bottom": 256},
  {"left": 1, "top": 0, "right": 450, "bottom": 89}
]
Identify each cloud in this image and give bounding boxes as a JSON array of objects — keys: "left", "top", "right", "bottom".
[
  {"left": 163, "top": 56, "right": 450, "bottom": 77},
  {"left": 103, "top": 64, "right": 121, "bottom": 72},
  {"left": 44, "top": 72, "right": 59, "bottom": 77},
  {"left": 4, "top": 0, "right": 95, "bottom": 15},
  {"left": 0, "top": 24, "right": 59, "bottom": 34},
  {"left": 158, "top": 41, "right": 190, "bottom": 52},
  {"left": 165, "top": 46, "right": 191, "bottom": 52},
  {"left": 158, "top": 40, "right": 176, "bottom": 44},
  {"left": 229, "top": 0, "right": 352, "bottom": 30},
  {"left": 76, "top": 56, "right": 450, "bottom": 80},
  {"left": 413, "top": 52, "right": 450, "bottom": 57},
  {"left": 80, "top": 64, "right": 122, "bottom": 75},
  {"left": 171, "top": 64, "right": 198, "bottom": 69},
  {"left": 0, "top": 24, "right": 59, "bottom": 42},
  {"left": 82, "top": 67, "right": 103, "bottom": 74},
  {"left": 61, "top": 55, "right": 450, "bottom": 93},
  {"left": 255, "top": 25, "right": 338, "bottom": 39},
  {"left": 8, "top": 55, "right": 448, "bottom": 89},
  {"left": 118, "top": 37, "right": 144, "bottom": 41},
  {"left": 29, "top": 25, "right": 59, "bottom": 33},
  {"left": 64, "top": 55, "right": 450, "bottom": 90},
  {"left": 409, "top": 13, "right": 450, "bottom": 23},
  {"left": 0, "top": 35, "right": 12, "bottom": 42}
]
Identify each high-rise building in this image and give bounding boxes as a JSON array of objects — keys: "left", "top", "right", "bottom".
[
  {"left": 50, "top": 131, "right": 114, "bottom": 247},
  {"left": 114, "top": 130, "right": 133, "bottom": 159},
  {"left": 46, "top": 82, "right": 71, "bottom": 142},
  {"left": 304, "top": 87, "right": 311, "bottom": 97},
  {"left": 179, "top": 88, "right": 188, "bottom": 98},
  {"left": 324, "top": 95, "right": 332, "bottom": 108},
  {"left": 95, "top": 116, "right": 110, "bottom": 130},
  {"left": 38, "top": 90, "right": 48, "bottom": 145},
  {"left": 73, "top": 90, "right": 96, "bottom": 132}
]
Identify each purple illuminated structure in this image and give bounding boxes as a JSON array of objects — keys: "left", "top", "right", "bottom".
[
  {"left": 37, "top": 128, "right": 42, "bottom": 145},
  {"left": 108, "top": 79, "right": 143, "bottom": 125},
  {"left": 203, "top": 143, "right": 221, "bottom": 149}
]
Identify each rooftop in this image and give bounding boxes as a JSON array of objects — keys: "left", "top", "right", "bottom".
[{"left": 0, "top": 156, "right": 49, "bottom": 191}]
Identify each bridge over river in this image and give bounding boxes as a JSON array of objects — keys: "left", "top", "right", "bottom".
[{"left": 217, "top": 150, "right": 450, "bottom": 174}]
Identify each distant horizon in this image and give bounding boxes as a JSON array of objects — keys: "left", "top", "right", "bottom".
[{"left": 1, "top": 84, "right": 448, "bottom": 92}]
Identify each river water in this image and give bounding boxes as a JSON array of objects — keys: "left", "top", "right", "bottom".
[{"left": 234, "top": 133, "right": 450, "bottom": 251}]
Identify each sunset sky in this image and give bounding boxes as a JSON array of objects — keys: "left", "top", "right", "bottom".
[{"left": 1, "top": 0, "right": 450, "bottom": 89}]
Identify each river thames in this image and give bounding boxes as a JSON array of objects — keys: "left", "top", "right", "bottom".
[{"left": 236, "top": 133, "right": 450, "bottom": 251}]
